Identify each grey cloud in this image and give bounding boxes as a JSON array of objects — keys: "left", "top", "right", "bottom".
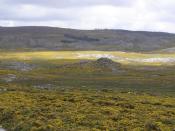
[
  {"left": 4, "top": 0, "right": 132, "bottom": 8},
  {"left": 144, "top": 0, "right": 175, "bottom": 23},
  {"left": 0, "top": 7, "right": 74, "bottom": 21},
  {"left": 0, "top": 0, "right": 175, "bottom": 33}
]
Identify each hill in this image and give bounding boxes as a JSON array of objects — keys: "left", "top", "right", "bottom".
[
  {"left": 1, "top": 26, "right": 175, "bottom": 52},
  {"left": 57, "top": 58, "right": 121, "bottom": 73}
]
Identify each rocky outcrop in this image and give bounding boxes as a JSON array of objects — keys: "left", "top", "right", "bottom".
[
  {"left": 58, "top": 58, "right": 121, "bottom": 73},
  {"left": 94, "top": 58, "right": 121, "bottom": 72}
]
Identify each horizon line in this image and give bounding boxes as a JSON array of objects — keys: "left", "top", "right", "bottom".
[{"left": 0, "top": 25, "right": 174, "bottom": 34}]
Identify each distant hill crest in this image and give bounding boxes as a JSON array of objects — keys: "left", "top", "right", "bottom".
[{"left": 0, "top": 26, "right": 175, "bottom": 52}]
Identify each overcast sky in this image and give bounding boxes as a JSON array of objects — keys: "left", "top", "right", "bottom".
[{"left": 0, "top": 0, "right": 175, "bottom": 33}]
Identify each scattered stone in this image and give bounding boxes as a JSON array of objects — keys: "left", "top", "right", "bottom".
[
  {"left": 2, "top": 74, "right": 16, "bottom": 82},
  {"left": 33, "top": 84, "right": 54, "bottom": 90},
  {"left": 94, "top": 58, "right": 121, "bottom": 72},
  {"left": 96, "top": 57, "right": 120, "bottom": 66},
  {"left": 0, "top": 127, "right": 6, "bottom": 131},
  {"left": 0, "top": 88, "right": 7, "bottom": 92},
  {"left": 58, "top": 57, "right": 121, "bottom": 73},
  {"left": 2, "top": 61, "right": 35, "bottom": 71}
]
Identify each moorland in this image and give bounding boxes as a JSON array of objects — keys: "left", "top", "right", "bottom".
[{"left": 0, "top": 27, "right": 175, "bottom": 131}]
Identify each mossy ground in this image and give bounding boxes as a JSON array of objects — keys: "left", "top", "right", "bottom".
[{"left": 0, "top": 51, "right": 175, "bottom": 130}]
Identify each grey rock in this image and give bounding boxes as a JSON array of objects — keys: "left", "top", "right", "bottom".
[
  {"left": 1, "top": 61, "right": 35, "bottom": 71},
  {"left": 2, "top": 74, "right": 16, "bottom": 82}
]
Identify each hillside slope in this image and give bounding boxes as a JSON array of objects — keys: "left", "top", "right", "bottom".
[{"left": 1, "top": 26, "right": 175, "bottom": 52}]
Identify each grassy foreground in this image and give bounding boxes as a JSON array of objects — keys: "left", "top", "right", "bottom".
[
  {"left": 0, "top": 51, "right": 175, "bottom": 130},
  {"left": 0, "top": 88, "right": 175, "bottom": 131}
]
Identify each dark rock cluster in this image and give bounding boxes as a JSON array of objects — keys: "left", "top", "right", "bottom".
[{"left": 94, "top": 58, "right": 121, "bottom": 72}]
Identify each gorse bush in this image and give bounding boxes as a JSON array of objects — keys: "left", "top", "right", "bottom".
[{"left": 0, "top": 88, "right": 175, "bottom": 131}]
